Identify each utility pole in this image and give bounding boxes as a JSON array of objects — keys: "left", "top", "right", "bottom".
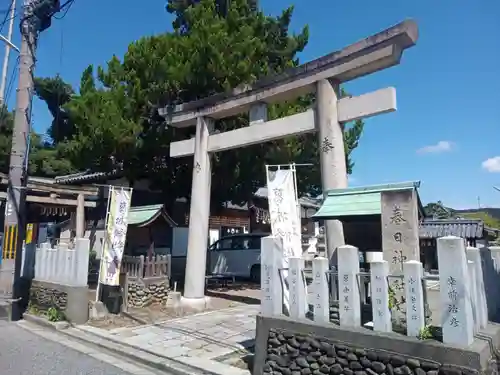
[
  {"left": 5, "top": 0, "right": 60, "bottom": 321},
  {"left": 0, "top": 0, "right": 18, "bottom": 104}
]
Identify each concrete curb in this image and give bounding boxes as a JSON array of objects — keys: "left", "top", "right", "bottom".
[
  {"left": 23, "top": 313, "right": 70, "bottom": 330},
  {"left": 21, "top": 315, "right": 250, "bottom": 375}
]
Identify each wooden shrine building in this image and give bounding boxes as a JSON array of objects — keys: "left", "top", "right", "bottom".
[{"left": 0, "top": 172, "right": 102, "bottom": 260}]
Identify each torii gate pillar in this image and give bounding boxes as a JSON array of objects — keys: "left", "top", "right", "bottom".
[
  {"left": 183, "top": 117, "right": 213, "bottom": 301},
  {"left": 316, "top": 79, "right": 348, "bottom": 263}
]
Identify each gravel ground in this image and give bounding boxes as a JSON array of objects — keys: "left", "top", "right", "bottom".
[
  {"left": 0, "top": 320, "right": 143, "bottom": 375},
  {"left": 87, "top": 282, "right": 261, "bottom": 330}
]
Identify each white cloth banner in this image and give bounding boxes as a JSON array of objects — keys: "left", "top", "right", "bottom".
[
  {"left": 266, "top": 169, "right": 302, "bottom": 261},
  {"left": 98, "top": 187, "right": 132, "bottom": 286},
  {"left": 266, "top": 168, "right": 305, "bottom": 313}
]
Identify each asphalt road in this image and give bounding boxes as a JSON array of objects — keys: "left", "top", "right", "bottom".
[{"left": 0, "top": 320, "right": 158, "bottom": 375}]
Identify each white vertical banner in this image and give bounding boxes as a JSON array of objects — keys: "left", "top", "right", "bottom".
[
  {"left": 266, "top": 165, "right": 305, "bottom": 313},
  {"left": 98, "top": 186, "right": 133, "bottom": 286}
]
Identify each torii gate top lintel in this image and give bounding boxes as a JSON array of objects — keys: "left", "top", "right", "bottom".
[{"left": 158, "top": 19, "right": 418, "bottom": 128}]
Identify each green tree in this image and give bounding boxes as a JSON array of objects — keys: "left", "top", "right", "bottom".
[
  {"left": 0, "top": 107, "right": 14, "bottom": 174},
  {"left": 424, "top": 201, "right": 454, "bottom": 219},
  {"left": 0, "top": 105, "right": 76, "bottom": 177},
  {"left": 61, "top": 0, "right": 363, "bottom": 209},
  {"left": 34, "top": 75, "right": 75, "bottom": 143}
]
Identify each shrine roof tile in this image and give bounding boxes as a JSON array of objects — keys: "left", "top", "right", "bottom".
[
  {"left": 314, "top": 181, "right": 424, "bottom": 220},
  {"left": 419, "top": 219, "right": 484, "bottom": 239}
]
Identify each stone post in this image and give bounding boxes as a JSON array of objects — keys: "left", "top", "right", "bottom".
[
  {"left": 183, "top": 116, "right": 213, "bottom": 302},
  {"left": 381, "top": 189, "right": 420, "bottom": 321},
  {"left": 490, "top": 246, "right": 500, "bottom": 271},
  {"left": 403, "top": 260, "right": 425, "bottom": 337},
  {"left": 57, "top": 242, "right": 68, "bottom": 284},
  {"left": 466, "top": 246, "right": 488, "bottom": 329},
  {"left": 337, "top": 245, "right": 361, "bottom": 327},
  {"left": 289, "top": 256, "right": 306, "bottom": 319},
  {"left": 467, "top": 260, "right": 478, "bottom": 332},
  {"left": 76, "top": 193, "right": 85, "bottom": 239},
  {"left": 260, "top": 236, "right": 283, "bottom": 317},
  {"left": 316, "top": 79, "right": 347, "bottom": 266},
  {"left": 489, "top": 246, "right": 500, "bottom": 318},
  {"left": 437, "top": 236, "right": 474, "bottom": 347},
  {"left": 312, "top": 256, "right": 329, "bottom": 323},
  {"left": 75, "top": 238, "right": 91, "bottom": 287},
  {"left": 370, "top": 260, "right": 391, "bottom": 332}
]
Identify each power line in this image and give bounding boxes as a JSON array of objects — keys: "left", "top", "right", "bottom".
[
  {"left": 0, "top": 7, "right": 19, "bottom": 32},
  {"left": 0, "top": 2, "right": 14, "bottom": 33},
  {"left": 20, "top": 0, "right": 76, "bottom": 24},
  {"left": 5, "top": 55, "right": 19, "bottom": 102},
  {"left": 54, "top": 0, "right": 75, "bottom": 20},
  {"left": 0, "top": 54, "right": 20, "bottom": 124}
]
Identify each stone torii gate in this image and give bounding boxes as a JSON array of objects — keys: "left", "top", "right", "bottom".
[{"left": 159, "top": 20, "right": 418, "bottom": 305}]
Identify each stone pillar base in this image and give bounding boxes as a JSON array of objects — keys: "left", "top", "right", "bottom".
[
  {"left": 180, "top": 296, "right": 211, "bottom": 312},
  {"left": 165, "top": 291, "right": 182, "bottom": 308}
]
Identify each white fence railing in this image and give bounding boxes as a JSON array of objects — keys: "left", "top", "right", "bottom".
[{"left": 32, "top": 238, "right": 90, "bottom": 287}]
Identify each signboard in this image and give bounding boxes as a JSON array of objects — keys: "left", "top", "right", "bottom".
[
  {"left": 98, "top": 187, "right": 133, "bottom": 286},
  {"left": 220, "top": 225, "right": 243, "bottom": 237}
]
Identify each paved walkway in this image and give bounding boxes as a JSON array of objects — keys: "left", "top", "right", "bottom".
[{"left": 80, "top": 305, "right": 259, "bottom": 361}]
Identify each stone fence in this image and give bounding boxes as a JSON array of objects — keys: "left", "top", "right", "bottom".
[
  {"left": 25, "top": 238, "right": 91, "bottom": 324},
  {"left": 121, "top": 255, "right": 171, "bottom": 309},
  {"left": 122, "top": 254, "right": 171, "bottom": 281},
  {"left": 257, "top": 236, "right": 500, "bottom": 375},
  {"left": 261, "top": 235, "right": 493, "bottom": 348}
]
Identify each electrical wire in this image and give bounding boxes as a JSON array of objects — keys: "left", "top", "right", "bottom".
[
  {"left": 5, "top": 55, "right": 18, "bottom": 104},
  {"left": 20, "top": 0, "right": 76, "bottom": 25},
  {"left": 0, "top": 2, "right": 14, "bottom": 34},
  {"left": 54, "top": 0, "right": 75, "bottom": 20},
  {"left": 0, "top": 2, "right": 20, "bottom": 32},
  {"left": 0, "top": 55, "right": 20, "bottom": 127}
]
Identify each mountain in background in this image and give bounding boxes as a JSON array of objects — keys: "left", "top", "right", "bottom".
[
  {"left": 454, "top": 208, "right": 500, "bottom": 229},
  {"left": 424, "top": 201, "right": 500, "bottom": 229},
  {"left": 455, "top": 208, "right": 500, "bottom": 221}
]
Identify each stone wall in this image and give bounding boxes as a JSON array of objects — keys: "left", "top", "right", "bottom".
[
  {"left": 28, "top": 280, "right": 89, "bottom": 324},
  {"left": 127, "top": 280, "right": 170, "bottom": 308},
  {"left": 30, "top": 283, "right": 68, "bottom": 313},
  {"left": 254, "top": 316, "right": 500, "bottom": 375},
  {"left": 264, "top": 330, "right": 464, "bottom": 375}
]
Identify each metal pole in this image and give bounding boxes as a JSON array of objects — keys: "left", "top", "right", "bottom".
[
  {"left": 6, "top": 0, "right": 38, "bottom": 321},
  {"left": 0, "top": 0, "right": 17, "bottom": 104},
  {"left": 95, "top": 185, "right": 112, "bottom": 302}
]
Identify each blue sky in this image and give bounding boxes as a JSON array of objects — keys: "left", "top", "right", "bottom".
[{"left": 1, "top": 0, "right": 499, "bottom": 209}]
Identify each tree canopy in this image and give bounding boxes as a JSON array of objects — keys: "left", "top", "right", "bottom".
[
  {"left": 3, "top": 0, "right": 365, "bottom": 210},
  {"left": 423, "top": 201, "right": 454, "bottom": 219},
  {"left": 0, "top": 104, "right": 76, "bottom": 177}
]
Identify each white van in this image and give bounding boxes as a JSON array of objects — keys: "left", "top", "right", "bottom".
[{"left": 207, "top": 233, "right": 268, "bottom": 281}]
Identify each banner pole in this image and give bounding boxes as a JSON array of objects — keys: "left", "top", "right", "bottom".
[{"left": 95, "top": 185, "right": 113, "bottom": 302}]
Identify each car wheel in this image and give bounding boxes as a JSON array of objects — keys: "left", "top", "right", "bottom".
[{"left": 250, "top": 265, "right": 261, "bottom": 283}]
